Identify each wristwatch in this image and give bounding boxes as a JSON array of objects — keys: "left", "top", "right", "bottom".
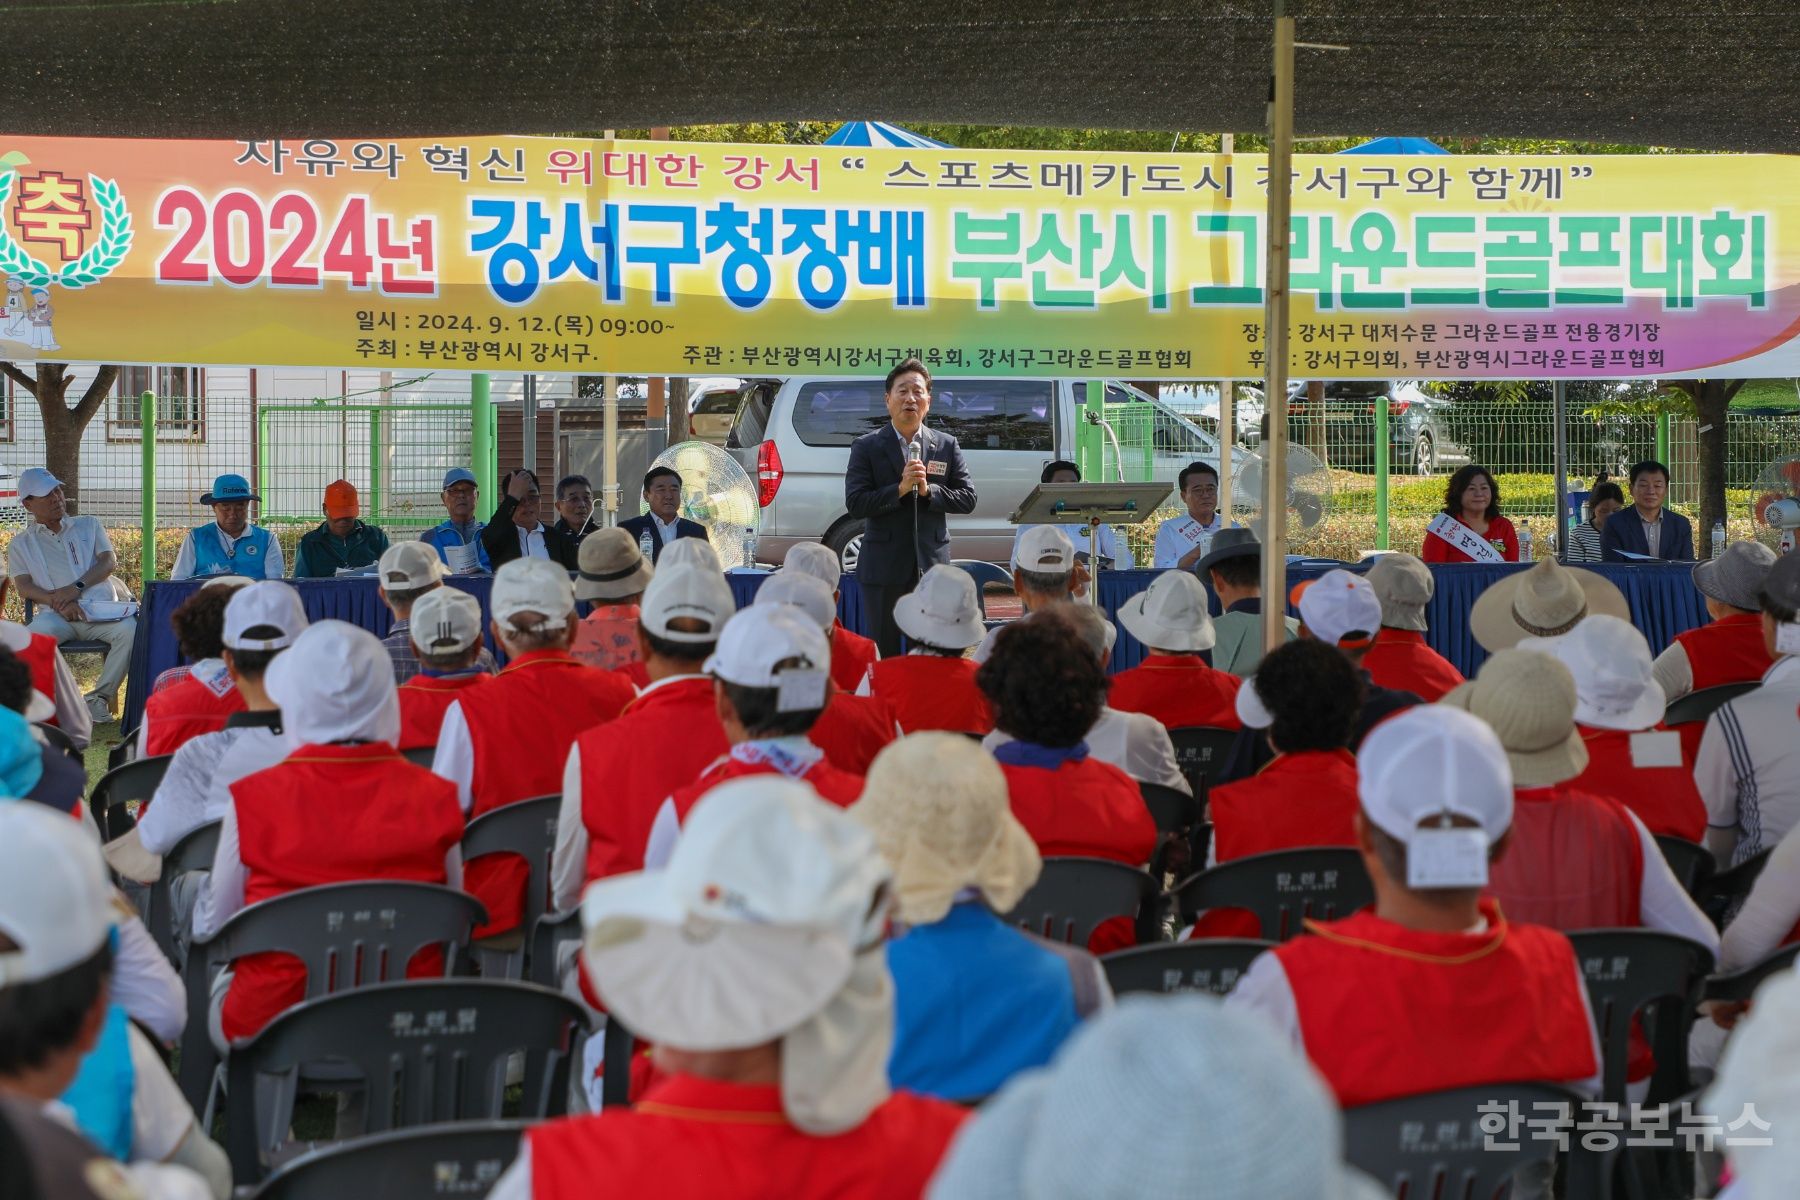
[{"left": 73, "top": 580, "right": 85, "bottom": 592}]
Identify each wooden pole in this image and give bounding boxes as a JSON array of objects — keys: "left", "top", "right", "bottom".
[
  {"left": 1260, "top": 10, "right": 1296, "bottom": 650},
  {"left": 1217, "top": 131, "right": 1236, "bottom": 523}
]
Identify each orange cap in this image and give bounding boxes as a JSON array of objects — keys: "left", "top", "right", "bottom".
[{"left": 323, "top": 479, "right": 359, "bottom": 519}]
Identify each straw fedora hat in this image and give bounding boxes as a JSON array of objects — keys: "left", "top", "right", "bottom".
[
  {"left": 1468, "top": 559, "right": 1629, "bottom": 652},
  {"left": 575, "top": 527, "right": 653, "bottom": 601},
  {"left": 1440, "top": 648, "right": 1588, "bottom": 788}
]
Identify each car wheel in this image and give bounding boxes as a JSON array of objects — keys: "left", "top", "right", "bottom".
[
  {"left": 1414, "top": 433, "right": 1436, "bottom": 476},
  {"left": 824, "top": 521, "right": 864, "bottom": 575}
]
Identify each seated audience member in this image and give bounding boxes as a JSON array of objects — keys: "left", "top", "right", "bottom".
[
  {"left": 754, "top": 572, "right": 895, "bottom": 775},
  {"left": 1362, "top": 552, "right": 1464, "bottom": 701},
  {"left": 290, "top": 480, "right": 389, "bottom": 577},
  {"left": 491, "top": 778, "right": 968, "bottom": 1200},
  {"left": 570, "top": 528, "right": 653, "bottom": 684},
  {"left": 420, "top": 467, "right": 489, "bottom": 573},
  {"left": 861, "top": 565, "right": 992, "bottom": 735},
  {"left": 1198, "top": 528, "right": 1296, "bottom": 677},
  {"left": 648, "top": 605, "right": 865, "bottom": 868},
  {"left": 782, "top": 541, "right": 878, "bottom": 693},
  {"left": 1697, "top": 551, "right": 1800, "bottom": 868},
  {"left": 1564, "top": 475, "right": 1625, "bottom": 564},
  {"left": 194, "top": 622, "right": 464, "bottom": 1044},
  {"left": 149, "top": 577, "right": 249, "bottom": 694},
  {"left": 550, "top": 474, "right": 596, "bottom": 545},
  {"left": 853, "top": 734, "right": 1109, "bottom": 1103},
  {"left": 1109, "top": 570, "right": 1241, "bottom": 730},
  {"left": 1229, "top": 707, "right": 1603, "bottom": 1112},
  {"left": 1524, "top": 615, "right": 1706, "bottom": 841},
  {"left": 0, "top": 613, "right": 90, "bottom": 745},
  {"left": 1012, "top": 460, "right": 1135, "bottom": 575},
  {"left": 0, "top": 803, "right": 229, "bottom": 1199},
  {"left": 974, "top": 525, "right": 1079, "bottom": 664},
  {"left": 10, "top": 467, "right": 138, "bottom": 722},
  {"left": 139, "top": 579, "right": 282, "bottom": 757},
  {"left": 1713, "top": 819, "right": 1800, "bottom": 987},
  {"left": 616, "top": 466, "right": 710, "bottom": 564},
  {"left": 1601, "top": 459, "right": 1695, "bottom": 563},
  {"left": 1656, "top": 540, "right": 1777, "bottom": 758},
  {"left": 395, "top": 588, "right": 489, "bottom": 751},
  {"left": 1469, "top": 556, "right": 1630, "bottom": 653},
  {"left": 0, "top": 655, "right": 86, "bottom": 816},
  {"left": 435, "top": 558, "right": 633, "bottom": 940},
  {"left": 1705, "top": 970, "right": 1800, "bottom": 1200},
  {"left": 553, "top": 564, "right": 736, "bottom": 906},
  {"left": 377, "top": 541, "right": 496, "bottom": 684},
  {"left": 928, "top": 996, "right": 1388, "bottom": 1200},
  {"left": 482, "top": 468, "right": 579, "bottom": 571},
  {"left": 171, "top": 474, "right": 282, "bottom": 580}
]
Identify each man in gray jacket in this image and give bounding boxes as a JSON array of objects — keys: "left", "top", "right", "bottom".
[{"left": 1195, "top": 529, "right": 1296, "bottom": 676}]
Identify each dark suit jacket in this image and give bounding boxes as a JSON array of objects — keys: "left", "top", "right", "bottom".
[
  {"left": 482, "top": 495, "right": 580, "bottom": 571},
  {"left": 1600, "top": 507, "right": 1695, "bottom": 562},
  {"left": 844, "top": 424, "right": 977, "bottom": 587},
  {"left": 616, "top": 513, "right": 710, "bottom": 563}
]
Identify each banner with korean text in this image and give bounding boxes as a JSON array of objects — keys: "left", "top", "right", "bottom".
[{"left": 0, "top": 134, "right": 1793, "bottom": 378}]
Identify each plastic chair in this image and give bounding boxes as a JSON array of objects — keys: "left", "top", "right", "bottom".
[
  {"left": 1166, "top": 726, "right": 1238, "bottom": 797},
  {"left": 251, "top": 1119, "right": 530, "bottom": 1199},
  {"left": 601, "top": 1013, "right": 637, "bottom": 1108},
  {"left": 1662, "top": 682, "right": 1758, "bottom": 729},
  {"left": 400, "top": 745, "right": 436, "bottom": 768},
  {"left": 225, "top": 979, "right": 585, "bottom": 1182},
  {"left": 1565, "top": 929, "right": 1714, "bottom": 1105},
  {"left": 21, "top": 595, "right": 110, "bottom": 660},
  {"left": 1138, "top": 781, "right": 1199, "bottom": 837},
  {"left": 1173, "top": 848, "right": 1373, "bottom": 942},
  {"left": 951, "top": 560, "right": 1011, "bottom": 618},
  {"left": 32, "top": 720, "right": 79, "bottom": 758},
  {"left": 88, "top": 753, "right": 175, "bottom": 841},
  {"left": 179, "top": 881, "right": 488, "bottom": 1115},
  {"left": 1698, "top": 848, "right": 1773, "bottom": 929},
  {"left": 1100, "top": 938, "right": 1273, "bottom": 998},
  {"left": 1004, "top": 857, "right": 1161, "bottom": 946},
  {"left": 1704, "top": 944, "right": 1800, "bottom": 1004},
  {"left": 1344, "top": 1082, "right": 1583, "bottom": 1200},
  {"left": 460, "top": 795, "right": 559, "bottom": 979},
  {"left": 527, "top": 908, "right": 580, "bottom": 992},
  {"left": 108, "top": 736, "right": 137, "bottom": 772},
  {"left": 146, "top": 819, "right": 221, "bottom": 966},
  {"left": 1653, "top": 835, "right": 1713, "bottom": 898}
]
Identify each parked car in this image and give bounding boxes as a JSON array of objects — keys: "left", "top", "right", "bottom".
[
  {"left": 686, "top": 384, "right": 742, "bottom": 445},
  {"left": 1159, "top": 383, "right": 1268, "bottom": 447},
  {"left": 1285, "top": 379, "right": 1472, "bottom": 476},
  {"left": 727, "top": 377, "right": 1247, "bottom": 571},
  {"left": 0, "top": 466, "right": 23, "bottom": 522}
]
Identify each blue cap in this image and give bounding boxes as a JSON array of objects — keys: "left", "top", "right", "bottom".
[
  {"left": 200, "top": 473, "right": 259, "bottom": 505},
  {"left": 442, "top": 468, "right": 478, "bottom": 489}
]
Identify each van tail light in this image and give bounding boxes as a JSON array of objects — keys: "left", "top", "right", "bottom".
[
  {"left": 1390, "top": 398, "right": 1412, "bottom": 415},
  {"left": 756, "top": 440, "right": 784, "bottom": 507}
]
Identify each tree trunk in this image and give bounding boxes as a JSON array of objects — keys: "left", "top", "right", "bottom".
[
  {"left": 1683, "top": 379, "right": 1743, "bottom": 558},
  {"left": 0, "top": 362, "right": 121, "bottom": 515}
]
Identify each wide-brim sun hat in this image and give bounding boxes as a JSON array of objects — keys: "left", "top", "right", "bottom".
[
  {"left": 1440, "top": 648, "right": 1588, "bottom": 788},
  {"left": 1692, "top": 540, "right": 1777, "bottom": 613},
  {"left": 1117, "top": 570, "right": 1216, "bottom": 653},
  {"left": 893, "top": 564, "right": 985, "bottom": 650},
  {"left": 575, "top": 527, "right": 653, "bottom": 601},
  {"left": 199, "top": 472, "right": 259, "bottom": 506},
  {"left": 1520, "top": 614, "right": 1666, "bottom": 732},
  {"left": 1468, "top": 559, "right": 1629, "bottom": 652},
  {"left": 1193, "top": 527, "right": 1261, "bottom": 577}
]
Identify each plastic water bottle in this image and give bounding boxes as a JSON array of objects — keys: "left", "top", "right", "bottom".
[
  {"left": 637, "top": 530, "right": 655, "bottom": 561},
  {"left": 1519, "top": 522, "right": 1533, "bottom": 562},
  {"left": 741, "top": 527, "right": 757, "bottom": 570},
  {"left": 1712, "top": 521, "right": 1727, "bottom": 560}
]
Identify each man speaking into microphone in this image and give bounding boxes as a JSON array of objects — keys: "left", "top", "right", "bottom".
[{"left": 845, "top": 358, "right": 977, "bottom": 657}]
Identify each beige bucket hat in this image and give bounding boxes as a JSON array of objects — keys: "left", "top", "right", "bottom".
[{"left": 1469, "top": 559, "right": 1629, "bottom": 652}]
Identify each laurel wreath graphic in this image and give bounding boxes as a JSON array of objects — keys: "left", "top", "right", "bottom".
[{"left": 0, "top": 170, "right": 134, "bottom": 290}]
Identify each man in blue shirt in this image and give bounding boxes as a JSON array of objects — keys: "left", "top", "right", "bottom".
[
  {"left": 419, "top": 467, "right": 489, "bottom": 573},
  {"left": 170, "top": 474, "right": 282, "bottom": 579}
]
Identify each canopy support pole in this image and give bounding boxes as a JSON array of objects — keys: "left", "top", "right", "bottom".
[
  {"left": 139, "top": 391, "right": 156, "bottom": 584},
  {"left": 1553, "top": 380, "right": 1570, "bottom": 561},
  {"left": 1217, "top": 132, "right": 1236, "bottom": 524},
  {"left": 1260, "top": 8, "right": 1296, "bottom": 650},
  {"left": 471, "top": 373, "right": 495, "bottom": 510}
]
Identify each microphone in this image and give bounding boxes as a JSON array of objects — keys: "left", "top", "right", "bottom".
[{"left": 906, "top": 437, "right": 923, "bottom": 583}]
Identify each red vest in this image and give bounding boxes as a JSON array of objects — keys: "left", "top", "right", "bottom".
[
  {"left": 527, "top": 1074, "right": 968, "bottom": 1200},
  {"left": 1107, "top": 655, "right": 1243, "bottom": 731},
  {"left": 1363, "top": 630, "right": 1465, "bottom": 703},
  {"left": 1487, "top": 783, "right": 1643, "bottom": 932},
  {"left": 11, "top": 629, "right": 58, "bottom": 719},
  {"left": 1574, "top": 725, "right": 1706, "bottom": 842},
  {"left": 1210, "top": 750, "right": 1360, "bottom": 862},
  {"left": 867, "top": 656, "right": 992, "bottom": 735},
  {"left": 458, "top": 651, "right": 634, "bottom": 936},
  {"left": 669, "top": 751, "right": 865, "bottom": 823},
  {"left": 221, "top": 745, "right": 464, "bottom": 1042},
  {"left": 1672, "top": 614, "right": 1776, "bottom": 763},
  {"left": 143, "top": 667, "right": 246, "bottom": 755},
  {"left": 578, "top": 677, "right": 730, "bottom": 881},
  {"left": 831, "top": 623, "right": 879, "bottom": 694},
  {"left": 810, "top": 692, "right": 896, "bottom": 776},
  {"left": 396, "top": 673, "right": 489, "bottom": 750},
  {"left": 1275, "top": 899, "right": 1597, "bottom": 1107}
]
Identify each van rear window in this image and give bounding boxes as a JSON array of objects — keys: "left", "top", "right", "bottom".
[{"left": 792, "top": 379, "right": 1053, "bottom": 450}]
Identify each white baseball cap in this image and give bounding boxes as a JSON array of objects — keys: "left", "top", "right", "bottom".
[
  {"left": 658, "top": 537, "right": 723, "bottom": 573},
  {"left": 223, "top": 581, "right": 310, "bottom": 651},
  {"left": 17, "top": 467, "right": 62, "bottom": 500},
  {"left": 894, "top": 564, "right": 984, "bottom": 650},
  {"left": 1521, "top": 614, "right": 1665, "bottom": 732},
  {"left": 782, "top": 542, "right": 843, "bottom": 592},
  {"left": 1016, "top": 525, "right": 1076, "bottom": 574},
  {"left": 754, "top": 571, "right": 837, "bottom": 634},
  {"left": 705, "top": 604, "right": 829, "bottom": 690},
  {"left": 1117, "top": 570, "right": 1216, "bottom": 653},
  {"left": 641, "top": 562, "right": 736, "bottom": 644},
  {"left": 0, "top": 802, "right": 116, "bottom": 986},
  {"left": 490, "top": 557, "right": 575, "bottom": 631},
  {"left": 1291, "top": 570, "right": 1382, "bottom": 650},
  {"left": 407, "top": 586, "right": 483, "bottom": 656},
  {"left": 378, "top": 541, "right": 448, "bottom": 591},
  {"left": 1359, "top": 706, "right": 1514, "bottom": 845},
  {"left": 200, "top": 575, "right": 255, "bottom": 593},
  {"left": 266, "top": 620, "right": 401, "bottom": 747},
  {"left": 580, "top": 775, "right": 891, "bottom": 1050}
]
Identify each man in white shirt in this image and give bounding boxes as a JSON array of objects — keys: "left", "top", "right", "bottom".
[
  {"left": 480, "top": 468, "right": 578, "bottom": 570},
  {"left": 618, "top": 466, "right": 710, "bottom": 564},
  {"left": 1152, "top": 460, "right": 1229, "bottom": 571},
  {"left": 6, "top": 467, "right": 137, "bottom": 722}
]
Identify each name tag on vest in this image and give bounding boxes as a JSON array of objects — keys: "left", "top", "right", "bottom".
[{"left": 1629, "top": 731, "right": 1682, "bottom": 769}]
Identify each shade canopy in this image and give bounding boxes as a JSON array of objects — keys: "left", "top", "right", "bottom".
[
  {"left": 822, "top": 122, "right": 950, "bottom": 148},
  {"left": 1339, "top": 136, "right": 1448, "bottom": 154}
]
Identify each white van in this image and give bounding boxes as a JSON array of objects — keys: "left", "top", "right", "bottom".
[{"left": 726, "top": 377, "right": 1246, "bottom": 570}]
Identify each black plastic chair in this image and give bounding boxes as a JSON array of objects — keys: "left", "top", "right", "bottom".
[
  {"left": 1344, "top": 1082, "right": 1582, "bottom": 1200},
  {"left": 527, "top": 908, "right": 581, "bottom": 992},
  {"left": 1139, "top": 781, "right": 1200, "bottom": 878},
  {"left": 226, "top": 979, "right": 585, "bottom": 1182},
  {"left": 461, "top": 795, "right": 559, "bottom": 978},
  {"left": 146, "top": 819, "right": 221, "bottom": 966},
  {"left": 601, "top": 1014, "right": 637, "bottom": 1109},
  {"left": 1698, "top": 848, "right": 1773, "bottom": 929},
  {"left": 1565, "top": 929, "right": 1714, "bottom": 1105},
  {"left": 88, "top": 753, "right": 175, "bottom": 841},
  {"left": 109, "top": 735, "right": 137, "bottom": 772},
  {"left": 1653, "top": 835, "right": 1713, "bottom": 898},
  {"left": 1004, "top": 857, "right": 1161, "bottom": 946},
  {"left": 251, "top": 1119, "right": 529, "bottom": 1199},
  {"left": 1167, "top": 726, "right": 1238, "bottom": 798},
  {"left": 1705, "top": 943, "right": 1800, "bottom": 1004},
  {"left": 951, "top": 560, "right": 1011, "bottom": 618},
  {"left": 179, "top": 881, "right": 488, "bottom": 1115},
  {"left": 1173, "top": 848, "right": 1373, "bottom": 942},
  {"left": 1662, "top": 682, "right": 1758, "bottom": 729},
  {"left": 33, "top": 720, "right": 79, "bottom": 758},
  {"left": 1100, "top": 938, "right": 1273, "bottom": 998},
  {"left": 400, "top": 745, "right": 436, "bottom": 768}
]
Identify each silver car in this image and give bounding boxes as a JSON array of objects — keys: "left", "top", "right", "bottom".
[{"left": 728, "top": 376, "right": 1247, "bottom": 571}]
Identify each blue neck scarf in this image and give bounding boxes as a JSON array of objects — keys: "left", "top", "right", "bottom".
[{"left": 991, "top": 740, "right": 1090, "bottom": 770}]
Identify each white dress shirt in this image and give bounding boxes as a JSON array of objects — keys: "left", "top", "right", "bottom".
[
  {"left": 1152, "top": 512, "right": 1226, "bottom": 569},
  {"left": 1698, "top": 656, "right": 1800, "bottom": 868},
  {"left": 515, "top": 523, "right": 550, "bottom": 560},
  {"left": 651, "top": 513, "right": 682, "bottom": 546},
  {"left": 6, "top": 514, "right": 113, "bottom": 590},
  {"left": 984, "top": 706, "right": 1191, "bottom": 796},
  {"left": 170, "top": 523, "right": 285, "bottom": 580}
]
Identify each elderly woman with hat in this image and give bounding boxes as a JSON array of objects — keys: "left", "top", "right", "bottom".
[
  {"left": 860, "top": 564, "right": 992, "bottom": 735},
  {"left": 171, "top": 473, "right": 283, "bottom": 580},
  {"left": 1468, "top": 558, "right": 1629, "bottom": 653},
  {"left": 1109, "top": 570, "right": 1241, "bottom": 730},
  {"left": 570, "top": 527, "right": 655, "bottom": 685},
  {"left": 1652, "top": 539, "right": 1777, "bottom": 708},
  {"left": 853, "top": 733, "right": 1109, "bottom": 1103},
  {"left": 1361, "top": 552, "right": 1464, "bottom": 702}
]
